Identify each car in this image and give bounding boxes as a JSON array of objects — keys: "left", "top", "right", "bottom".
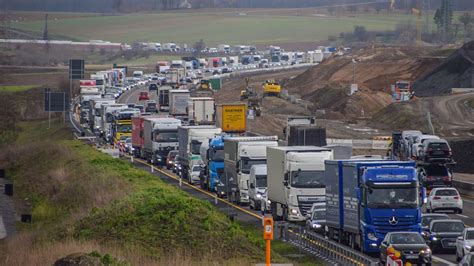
[
  {"left": 145, "top": 101, "right": 158, "bottom": 113},
  {"left": 149, "top": 83, "right": 158, "bottom": 91},
  {"left": 418, "top": 164, "right": 452, "bottom": 188},
  {"left": 456, "top": 228, "right": 474, "bottom": 261},
  {"left": 380, "top": 232, "right": 432, "bottom": 265},
  {"left": 166, "top": 150, "right": 178, "bottom": 171},
  {"left": 188, "top": 165, "right": 201, "bottom": 184},
  {"left": 134, "top": 104, "right": 144, "bottom": 113},
  {"left": 425, "top": 219, "right": 465, "bottom": 253},
  {"left": 138, "top": 91, "right": 150, "bottom": 101},
  {"left": 460, "top": 253, "right": 474, "bottom": 266},
  {"left": 260, "top": 189, "right": 271, "bottom": 214},
  {"left": 426, "top": 187, "right": 463, "bottom": 213},
  {"left": 421, "top": 213, "right": 449, "bottom": 232},
  {"left": 305, "top": 203, "right": 326, "bottom": 233},
  {"left": 124, "top": 137, "right": 133, "bottom": 154},
  {"left": 419, "top": 139, "right": 453, "bottom": 163},
  {"left": 411, "top": 135, "right": 440, "bottom": 159}
]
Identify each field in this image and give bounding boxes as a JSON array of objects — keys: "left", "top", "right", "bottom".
[
  {"left": 10, "top": 9, "right": 417, "bottom": 47},
  {"left": 0, "top": 85, "right": 37, "bottom": 93}
]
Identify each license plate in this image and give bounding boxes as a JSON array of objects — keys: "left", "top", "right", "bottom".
[
  {"left": 442, "top": 203, "right": 453, "bottom": 206},
  {"left": 447, "top": 242, "right": 455, "bottom": 246},
  {"left": 405, "top": 255, "right": 418, "bottom": 259}
]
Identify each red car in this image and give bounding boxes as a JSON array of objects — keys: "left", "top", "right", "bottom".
[{"left": 138, "top": 91, "right": 150, "bottom": 101}]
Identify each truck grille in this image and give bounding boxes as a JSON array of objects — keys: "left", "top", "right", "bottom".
[
  {"left": 297, "top": 196, "right": 325, "bottom": 216},
  {"left": 372, "top": 216, "right": 417, "bottom": 234}
]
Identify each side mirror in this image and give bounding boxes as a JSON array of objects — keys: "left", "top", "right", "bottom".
[
  {"left": 250, "top": 183, "right": 255, "bottom": 189},
  {"left": 356, "top": 188, "right": 361, "bottom": 201},
  {"left": 458, "top": 236, "right": 463, "bottom": 240},
  {"left": 421, "top": 187, "right": 427, "bottom": 205},
  {"left": 284, "top": 173, "right": 289, "bottom": 182},
  {"left": 283, "top": 181, "right": 289, "bottom": 187}
]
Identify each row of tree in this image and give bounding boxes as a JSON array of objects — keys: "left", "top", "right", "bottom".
[{"left": 1, "top": 0, "right": 473, "bottom": 12}]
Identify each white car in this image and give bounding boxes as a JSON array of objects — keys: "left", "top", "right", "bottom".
[
  {"left": 188, "top": 165, "right": 201, "bottom": 185},
  {"left": 411, "top": 134, "right": 440, "bottom": 159},
  {"left": 456, "top": 228, "right": 474, "bottom": 261},
  {"left": 260, "top": 190, "right": 271, "bottom": 214},
  {"left": 426, "top": 187, "right": 463, "bottom": 214}
]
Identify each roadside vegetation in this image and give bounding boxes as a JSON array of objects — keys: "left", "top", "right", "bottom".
[
  {"left": 0, "top": 85, "right": 37, "bottom": 93},
  {"left": 0, "top": 117, "right": 320, "bottom": 265}
]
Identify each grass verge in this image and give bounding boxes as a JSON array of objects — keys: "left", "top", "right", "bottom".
[
  {"left": 1, "top": 119, "right": 321, "bottom": 265},
  {"left": 0, "top": 85, "right": 37, "bottom": 93}
]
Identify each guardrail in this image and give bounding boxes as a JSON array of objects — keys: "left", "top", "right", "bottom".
[
  {"left": 327, "top": 138, "right": 390, "bottom": 150},
  {"left": 275, "top": 222, "right": 378, "bottom": 266}
]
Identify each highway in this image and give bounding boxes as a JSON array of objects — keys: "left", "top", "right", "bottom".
[{"left": 109, "top": 85, "right": 474, "bottom": 265}]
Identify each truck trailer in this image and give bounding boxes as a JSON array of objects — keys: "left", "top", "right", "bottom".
[
  {"left": 187, "top": 97, "right": 215, "bottom": 125},
  {"left": 169, "top": 89, "right": 190, "bottom": 117},
  {"left": 143, "top": 116, "right": 181, "bottom": 165}
]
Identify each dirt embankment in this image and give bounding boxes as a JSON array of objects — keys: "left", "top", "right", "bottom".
[
  {"left": 284, "top": 46, "right": 442, "bottom": 118},
  {"left": 414, "top": 41, "right": 474, "bottom": 96}
]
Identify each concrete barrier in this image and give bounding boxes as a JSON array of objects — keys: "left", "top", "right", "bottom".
[{"left": 453, "top": 180, "right": 474, "bottom": 197}]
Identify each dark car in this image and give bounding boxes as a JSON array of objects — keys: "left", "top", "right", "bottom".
[
  {"left": 149, "top": 83, "right": 158, "bottom": 91},
  {"left": 421, "top": 213, "right": 449, "bottom": 232},
  {"left": 420, "top": 139, "right": 453, "bottom": 163},
  {"left": 145, "top": 101, "right": 157, "bottom": 113},
  {"left": 418, "top": 164, "right": 453, "bottom": 188},
  {"left": 425, "top": 219, "right": 465, "bottom": 253},
  {"left": 166, "top": 150, "right": 179, "bottom": 171},
  {"left": 135, "top": 104, "right": 144, "bottom": 113},
  {"left": 380, "top": 232, "right": 432, "bottom": 265}
]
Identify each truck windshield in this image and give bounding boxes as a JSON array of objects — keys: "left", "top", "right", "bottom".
[
  {"left": 290, "top": 171, "right": 325, "bottom": 188},
  {"left": 154, "top": 131, "right": 178, "bottom": 142},
  {"left": 256, "top": 175, "right": 267, "bottom": 188},
  {"left": 241, "top": 159, "right": 266, "bottom": 174},
  {"left": 210, "top": 148, "right": 224, "bottom": 162},
  {"left": 191, "top": 140, "right": 202, "bottom": 155},
  {"left": 117, "top": 124, "right": 132, "bottom": 133},
  {"left": 366, "top": 186, "right": 419, "bottom": 208}
]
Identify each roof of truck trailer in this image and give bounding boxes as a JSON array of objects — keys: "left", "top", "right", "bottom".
[
  {"left": 179, "top": 125, "right": 218, "bottom": 129},
  {"left": 267, "top": 146, "right": 332, "bottom": 152},
  {"left": 342, "top": 160, "right": 416, "bottom": 167},
  {"left": 224, "top": 136, "right": 278, "bottom": 142}
]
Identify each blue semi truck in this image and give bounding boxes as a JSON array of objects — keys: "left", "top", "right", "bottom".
[
  {"left": 325, "top": 160, "right": 425, "bottom": 253},
  {"left": 200, "top": 136, "right": 225, "bottom": 192}
]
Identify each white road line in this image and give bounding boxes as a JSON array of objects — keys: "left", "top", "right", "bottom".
[
  {"left": 0, "top": 215, "right": 6, "bottom": 239},
  {"left": 456, "top": 214, "right": 469, "bottom": 218},
  {"left": 432, "top": 255, "right": 456, "bottom": 265}
]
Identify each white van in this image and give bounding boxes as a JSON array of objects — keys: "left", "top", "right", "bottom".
[{"left": 249, "top": 164, "right": 267, "bottom": 210}]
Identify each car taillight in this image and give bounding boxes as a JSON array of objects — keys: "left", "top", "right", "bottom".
[
  {"left": 433, "top": 196, "right": 441, "bottom": 200},
  {"left": 442, "top": 176, "right": 451, "bottom": 181},
  {"left": 454, "top": 196, "right": 460, "bottom": 200},
  {"left": 446, "top": 150, "right": 452, "bottom": 156},
  {"left": 426, "top": 176, "right": 433, "bottom": 180}
]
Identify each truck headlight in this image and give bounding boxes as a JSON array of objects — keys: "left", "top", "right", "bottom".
[
  {"left": 312, "top": 223, "right": 322, "bottom": 229},
  {"left": 465, "top": 245, "right": 472, "bottom": 251},
  {"left": 256, "top": 193, "right": 262, "bottom": 199},
  {"left": 430, "top": 236, "right": 438, "bottom": 241},
  {"left": 267, "top": 200, "right": 271, "bottom": 204},
  {"left": 367, "top": 232, "right": 377, "bottom": 241},
  {"left": 290, "top": 208, "right": 298, "bottom": 215},
  {"left": 420, "top": 248, "right": 431, "bottom": 255}
]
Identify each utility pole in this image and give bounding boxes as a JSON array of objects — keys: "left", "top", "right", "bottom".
[{"left": 43, "top": 14, "right": 48, "bottom": 41}]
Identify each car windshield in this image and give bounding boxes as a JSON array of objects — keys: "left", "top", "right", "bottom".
[
  {"left": 117, "top": 124, "right": 132, "bottom": 133},
  {"left": 255, "top": 175, "right": 267, "bottom": 188},
  {"left": 241, "top": 159, "right": 266, "bottom": 174},
  {"left": 366, "top": 186, "right": 418, "bottom": 208},
  {"left": 390, "top": 233, "right": 425, "bottom": 244},
  {"left": 467, "top": 231, "right": 474, "bottom": 240},
  {"left": 432, "top": 222, "right": 464, "bottom": 233},
  {"left": 154, "top": 131, "right": 178, "bottom": 142},
  {"left": 312, "top": 209, "right": 325, "bottom": 220},
  {"left": 191, "top": 140, "right": 202, "bottom": 155},
  {"left": 428, "top": 142, "right": 449, "bottom": 150},
  {"left": 426, "top": 165, "right": 449, "bottom": 176},
  {"left": 290, "top": 170, "right": 325, "bottom": 188},
  {"left": 192, "top": 166, "right": 200, "bottom": 172},
  {"left": 435, "top": 189, "right": 458, "bottom": 196},
  {"left": 125, "top": 138, "right": 131, "bottom": 144},
  {"left": 210, "top": 148, "right": 224, "bottom": 162},
  {"left": 422, "top": 215, "right": 448, "bottom": 227},
  {"left": 168, "top": 151, "right": 178, "bottom": 159}
]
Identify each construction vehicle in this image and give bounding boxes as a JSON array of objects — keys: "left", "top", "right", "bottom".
[
  {"left": 391, "top": 80, "right": 414, "bottom": 102},
  {"left": 263, "top": 79, "right": 281, "bottom": 97},
  {"left": 240, "top": 77, "right": 257, "bottom": 101},
  {"left": 247, "top": 95, "right": 262, "bottom": 117}
]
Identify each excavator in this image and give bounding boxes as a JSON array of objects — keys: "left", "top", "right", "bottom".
[
  {"left": 262, "top": 79, "right": 281, "bottom": 97},
  {"left": 240, "top": 77, "right": 257, "bottom": 101},
  {"left": 239, "top": 77, "right": 261, "bottom": 116}
]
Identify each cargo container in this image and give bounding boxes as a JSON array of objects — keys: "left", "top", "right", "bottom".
[
  {"left": 169, "top": 89, "right": 190, "bottom": 116},
  {"left": 216, "top": 104, "right": 246, "bottom": 133},
  {"left": 187, "top": 97, "right": 215, "bottom": 125}
]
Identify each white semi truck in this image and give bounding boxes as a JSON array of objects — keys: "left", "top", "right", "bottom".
[
  {"left": 223, "top": 136, "right": 278, "bottom": 205},
  {"left": 267, "top": 146, "right": 334, "bottom": 222},
  {"left": 143, "top": 116, "right": 182, "bottom": 165}
]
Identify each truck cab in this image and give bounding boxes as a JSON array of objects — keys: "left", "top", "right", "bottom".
[
  {"left": 249, "top": 164, "right": 267, "bottom": 210},
  {"left": 112, "top": 108, "right": 140, "bottom": 144}
]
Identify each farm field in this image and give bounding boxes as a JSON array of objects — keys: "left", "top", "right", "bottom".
[{"left": 9, "top": 9, "right": 417, "bottom": 46}]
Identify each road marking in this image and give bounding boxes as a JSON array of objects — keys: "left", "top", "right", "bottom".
[
  {"left": 432, "top": 255, "right": 456, "bottom": 265},
  {"left": 122, "top": 154, "right": 263, "bottom": 220},
  {"left": 0, "top": 215, "right": 6, "bottom": 239},
  {"left": 456, "top": 214, "right": 469, "bottom": 218}
]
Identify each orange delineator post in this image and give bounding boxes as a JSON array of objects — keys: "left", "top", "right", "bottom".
[{"left": 263, "top": 217, "right": 274, "bottom": 266}]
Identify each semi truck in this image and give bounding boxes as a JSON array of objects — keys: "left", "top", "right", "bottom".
[
  {"left": 324, "top": 160, "right": 425, "bottom": 253},
  {"left": 111, "top": 108, "right": 140, "bottom": 144},
  {"left": 143, "top": 116, "right": 182, "bottom": 165},
  {"left": 177, "top": 126, "right": 222, "bottom": 183},
  {"left": 158, "top": 85, "right": 171, "bottom": 112},
  {"left": 169, "top": 89, "right": 190, "bottom": 117},
  {"left": 187, "top": 97, "right": 215, "bottom": 125},
  {"left": 88, "top": 98, "right": 115, "bottom": 132},
  {"left": 267, "top": 146, "right": 334, "bottom": 222},
  {"left": 199, "top": 135, "right": 225, "bottom": 192},
  {"left": 101, "top": 104, "right": 128, "bottom": 142},
  {"left": 223, "top": 136, "right": 278, "bottom": 205}
]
